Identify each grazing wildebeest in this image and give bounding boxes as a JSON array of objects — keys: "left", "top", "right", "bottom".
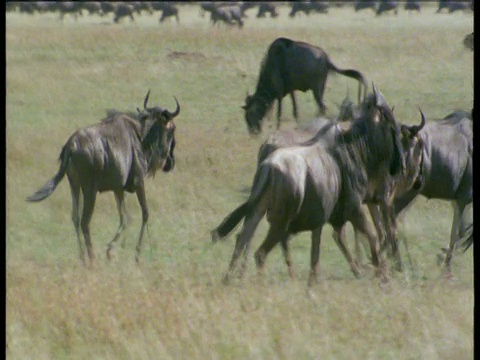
[
  {"left": 26, "top": 91, "right": 180, "bottom": 267},
  {"left": 393, "top": 109, "right": 472, "bottom": 276},
  {"left": 159, "top": 3, "right": 180, "bottom": 23},
  {"left": 214, "top": 97, "right": 426, "bottom": 275},
  {"left": 214, "top": 84, "right": 408, "bottom": 287},
  {"left": 404, "top": 0, "right": 421, "bottom": 12},
  {"left": 354, "top": 0, "right": 377, "bottom": 12},
  {"left": 376, "top": 0, "right": 399, "bottom": 15},
  {"left": 242, "top": 37, "right": 368, "bottom": 135}
]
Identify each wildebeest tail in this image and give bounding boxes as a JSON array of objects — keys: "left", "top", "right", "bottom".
[
  {"left": 459, "top": 223, "right": 473, "bottom": 253},
  {"left": 26, "top": 144, "right": 70, "bottom": 202},
  {"left": 328, "top": 62, "right": 368, "bottom": 103},
  {"left": 211, "top": 202, "right": 249, "bottom": 242},
  {"left": 211, "top": 163, "right": 271, "bottom": 242}
]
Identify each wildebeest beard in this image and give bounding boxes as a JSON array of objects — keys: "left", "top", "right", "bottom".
[{"left": 141, "top": 120, "right": 176, "bottom": 177}]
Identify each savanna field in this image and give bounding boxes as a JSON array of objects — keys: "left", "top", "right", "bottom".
[{"left": 6, "top": 3, "right": 474, "bottom": 359}]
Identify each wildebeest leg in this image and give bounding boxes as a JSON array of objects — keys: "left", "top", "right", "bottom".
[
  {"left": 223, "top": 204, "right": 266, "bottom": 284},
  {"left": 349, "top": 208, "right": 382, "bottom": 271},
  {"left": 276, "top": 97, "right": 283, "bottom": 129},
  {"left": 381, "top": 203, "right": 402, "bottom": 271},
  {"left": 308, "top": 227, "right": 323, "bottom": 287},
  {"left": 106, "top": 190, "right": 127, "bottom": 260},
  {"left": 313, "top": 81, "right": 327, "bottom": 115},
  {"left": 290, "top": 92, "right": 298, "bottom": 122},
  {"left": 80, "top": 184, "right": 97, "bottom": 267},
  {"left": 134, "top": 182, "right": 149, "bottom": 264},
  {"left": 353, "top": 227, "right": 370, "bottom": 266},
  {"left": 68, "top": 178, "right": 84, "bottom": 265},
  {"left": 253, "top": 224, "right": 290, "bottom": 275},
  {"left": 442, "top": 202, "right": 464, "bottom": 275},
  {"left": 280, "top": 235, "right": 295, "bottom": 278},
  {"left": 332, "top": 225, "right": 361, "bottom": 277},
  {"left": 367, "top": 204, "right": 386, "bottom": 253},
  {"left": 370, "top": 203, "right": 402, "bottom": 270}
]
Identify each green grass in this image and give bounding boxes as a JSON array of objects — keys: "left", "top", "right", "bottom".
[{"left": 7, "top": 4, "right": 473, "bottom": 359}]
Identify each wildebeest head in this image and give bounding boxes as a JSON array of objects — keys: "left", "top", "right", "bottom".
[
  {"left": 397, "top": 109, "right": 426, "bottom": 193},
  {"left": 344, "top": 83, "right": 405, "bottom": 179},
  {"left": 137, "top": 90, "right": 180, "bottom": 174},
  {"left": 242, "top": 91, "right": 271, "bottom": 135}
]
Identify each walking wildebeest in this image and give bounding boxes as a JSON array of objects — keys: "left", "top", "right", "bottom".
[
  {"left": 242, "top": 37, "right": 368, "bottom": 134},
  {"left": 393, "top": 109, "right": 472, "bottom": 276},
  {"left": 113, "top": 3, "right": 135, "bottom": 23},
  {"left": 215, "top": 84, "right": 407, "bottom": 287},
  {"left": 57, "top": 2, "right": 83, "bottom": 21},
  {"left": 354, "top": 0, "right": 377, "bottom": 12},
  {"left": 289, "top": 1, "right": 329, "bottom": 17},
  {"left": 159, "top": 3, "right": 180, "bottom": 23},
  {"left": 214, "top": 96, "right": 426, "bottom": 276},
  {"left": 376, "top": 1, "right": 399, "bottom": 15},
  {"left": 210, "top": 5, "right": 244, "bottom": 28},
  {"left": 404, "top": 0, "right": 421, "bottom": 12},
  {"left": 256, "top": 2, "right": 279, "bottom": 18},
  {"left": 26, "top": 91, "right": 180, "bottom": 267},
  {"left": 436, "top": 0, "right": 469, "bottom": 13}
]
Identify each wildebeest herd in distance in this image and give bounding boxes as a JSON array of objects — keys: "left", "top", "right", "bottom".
[{"left": 21, "top": 0, "right": 473, "bottom": 288}]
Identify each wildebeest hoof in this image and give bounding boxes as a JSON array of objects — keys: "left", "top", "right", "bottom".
[
  {"left": 437, "top": 253, "right": 446, "bottom": 266},
  {"left": 211, "top": 230, "right": 220, "bottom": 243},
  {"left": 222, "top": 274, "right": 231, "bottom": 286}
]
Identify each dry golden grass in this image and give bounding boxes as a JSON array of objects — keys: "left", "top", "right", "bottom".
[{"left": 7, "top": 4, "right": 473, "bottom": 359}]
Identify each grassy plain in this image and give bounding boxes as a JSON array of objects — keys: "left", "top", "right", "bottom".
[{"left": 6, "top": 4, "right": 473, "bottom": 359}]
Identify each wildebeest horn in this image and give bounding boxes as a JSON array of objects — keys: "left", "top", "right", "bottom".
[
  {"left": 167, "top": 96, "right": 180, "bottom": 119},
  {"left": 408, "top": 108, "right": 426, "bottom": 136},
  {"left": 143, "top": 89, "right": 151, "bottom": 110}
]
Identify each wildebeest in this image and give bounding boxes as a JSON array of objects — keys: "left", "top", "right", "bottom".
[
  {"left": 463, "top": 32, "right": 474, "bottom": 51},
  {"left": 393, "top": 109, "right": 472, "bottom": 275},
  {"left": 242, "top": 37, "right": 368, "bottom": 134},
  {"left": 214, "top": 84, "right": 407, "bottom": 286},
  {"left": 256, "top": 2, "right": 279, "bottom": 18},
  {"left": 57, "top": 2, "right": 83, "bottom": 21},
  {"left": 210, "top": 5, "right": 244, "bottom": 28},
  {"left": 99, "top": 1, "right": 117, "bottom": 17},
  {"left": 289, "top": 1, "right": 329, "bottom": 17},
  {"left": 376, "top": 0, "right": 399, "bottom": 15},
  {"left": 26, "top": 91, "right": 180, "bottom": 267},
  {"left": 436, "top": 0, "right": 469, "bottom": 13},
  {"left": 404, "top": 0, "right": 421, "bottom": 12},
  {"left": 81, "top": 2, "right": 103, "bottom": 16},
  {"left": 159, "top": 3, "right": 180, "bottom": 23},
  {"left": 113, "top": 3, "right": 135, "bottom": 23},
  {"left": 354, "top": 0, "right": 377, "bottom": 12},
  {"left": 214, "top": 95, "right": 426, "bottom": 275}
]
